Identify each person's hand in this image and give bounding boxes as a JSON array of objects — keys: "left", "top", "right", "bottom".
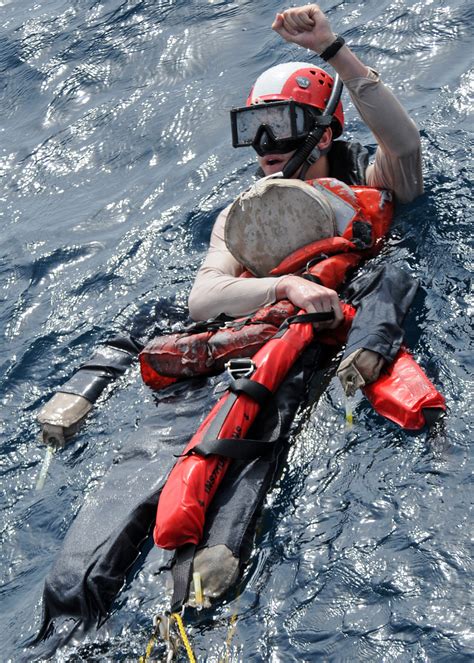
[
  {"left": 272, "top": 4, "right": 336, "bottom": 54},
  {"left": 276, "top": 274, "right": 343, "bottom": 329}
]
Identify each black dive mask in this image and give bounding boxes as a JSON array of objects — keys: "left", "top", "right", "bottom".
[{"left": 230, "top": 100, "right": 317, "bottom": 157}]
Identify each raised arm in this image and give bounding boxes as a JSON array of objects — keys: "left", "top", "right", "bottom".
[{"left": 273, "top": 4, "right": 423, "bottom": 202}]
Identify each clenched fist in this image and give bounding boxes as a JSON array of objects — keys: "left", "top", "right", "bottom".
[{"left": 272, "top": 4, "right": 336, "bottom": 54}]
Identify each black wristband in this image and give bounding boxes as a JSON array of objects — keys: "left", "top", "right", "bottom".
[{"left": 319, "top": 35, "right": 346, "bottom": 62}]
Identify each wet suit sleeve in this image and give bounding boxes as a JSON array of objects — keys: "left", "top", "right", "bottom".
[
  {"left": 336, "top": 264, "right": 419, "bottom": 395},
  {"left": 37, "top": 336, "right": 142, "bottom": 445},
  {"left": 59, "top": 336, "right": 142, "bottom": 402},
  {"left": 344, "top": 68, "right": 423, "bottom": 204},
  {"left": 188, "top": 206, "right": 285, "bottom": 321}
]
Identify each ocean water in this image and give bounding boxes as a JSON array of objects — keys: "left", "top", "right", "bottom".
[{"left": 0, "top": 0, "right": 472, "bottom": 661}]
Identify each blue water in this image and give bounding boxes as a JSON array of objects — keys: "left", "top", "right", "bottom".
[{"left": 1, "top": 0, "right": 472, "bottom": 660}]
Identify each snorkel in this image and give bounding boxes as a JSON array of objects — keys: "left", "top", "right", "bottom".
[{"left": 282, "top": 74, "right": 343, "bottom": 179}]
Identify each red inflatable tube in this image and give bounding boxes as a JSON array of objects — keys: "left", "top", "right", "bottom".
[
  {"left": 349, "top": 185, "right": 393, "bottom": 242},
  {"left": 139, "top": 300, "right": 297, "bottom": 389},
  {"left": 140, "top": 325, "right": 277, "bottom": 381},
  {"left": 154, "top": 313, "right": 314, "bottom": 550},
  {"left": 308, "top": 253, "right": 362, "bottom": 291},
  {"left": 140, "top": 361, "right": 177, "bottom": 391},
  {"left": 315, "top": 303, "right": 356, "bottom": 345},
  {"left": 363, "top": 348, "right": 446, "bottom": 429},
  {"left": 270, "top": 236, "right": 356, "bottom": 276},
  {"left": 318, "top": 308, "right": 445, "bottom": 430}
]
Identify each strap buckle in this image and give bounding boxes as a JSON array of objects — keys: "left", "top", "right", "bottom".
[
  {"left": 306, "top": 253, "right": 329, "bottom": 271},
  {"left": 224, "top": 357, "right": 256, "bottom": 380},
  {"left": 305, "top": 146, "right": 321, "bottom": 166}
]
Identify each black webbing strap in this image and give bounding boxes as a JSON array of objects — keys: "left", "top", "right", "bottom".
[
  {"left": 178, "top": 311, "right": 269, "bottom": 336},
  {"left": 191, "top": 401, "right": 283, "bottom": 461},
  {"left": 170, "top": 542, "right": 196, "bottom": 613},
  {"left": 229, "top": 377, "right": 272, "bottom": 406},
  {"left": 275, "top": 310, "right": 335, "bottom": 337},
  {"left": 191, "top": 436, "right": 277, "bottom": 460},
  {"left": 185, "top": 377, "right": 273, "bottom": 459},
  {"left": 176, "top": 375, "right": 272, "bottom": 460},
  {"left": 181, "top": 314, "right": 235, "bottom": 334},
  {"left": 302, "top": 273, "right": 323, "bottom": 285}
]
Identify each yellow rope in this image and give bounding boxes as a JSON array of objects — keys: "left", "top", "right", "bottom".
[
  {"left": 171, "top": 612, "right": 196, "bottom": 663},
  {"left": 219, "top": 591, "right": 241, "bottom": 663},
  {"left": 138, "top": 616, "right": 160, "bottom": 663},
  {"left": 222, "top": 612, "right": 239, "bottom": 662}
]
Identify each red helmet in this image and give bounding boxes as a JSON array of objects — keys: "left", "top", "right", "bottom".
[{"left": 247, "top": 62, "right": 344, "bottom": 138}]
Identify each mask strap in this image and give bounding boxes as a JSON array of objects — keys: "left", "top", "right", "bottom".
[{"left": 298, "top": 143, "right": 331, "bottom": 180}]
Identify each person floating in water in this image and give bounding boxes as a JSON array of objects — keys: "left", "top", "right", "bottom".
[
  {"left": 34, "top": 4, "right": 444, "bottom": 643},
  {"left": 147, "top": 5, "right": 442, "bottom": 608},
  {"left": 38, "top": 2, "right": 424, "bottom": 446}
]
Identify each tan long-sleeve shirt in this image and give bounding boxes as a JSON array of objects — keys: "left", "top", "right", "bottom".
[{"left": 189, "top": 69, "right": 423, "bottom": 321}]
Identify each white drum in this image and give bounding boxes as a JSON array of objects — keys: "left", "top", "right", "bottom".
[{"left": 225, "top": 177, "right": 354, "bottom": 276}]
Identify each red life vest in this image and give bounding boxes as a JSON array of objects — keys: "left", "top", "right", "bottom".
[
  {"left": 140, "top": 179, "right": 392, "bottom": 388},
  {"left": 145, "top": 179, "right": 445, "bottom": 551}
]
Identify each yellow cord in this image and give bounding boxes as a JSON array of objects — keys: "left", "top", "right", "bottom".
[
  {"left": 344, "top": 394, "right": 355, "bottom": 428},
  {"left": 138, "top": 617, "right": 160, "bottom": 663},
  {"left": 171, "top": 612, "right": 196, "bottom": 663},
  {"left": 219, "top": 591, "right": 241, "bottom": 663},
  {"left": 223, "top": 612, "right": 238, "bottom": 661}
]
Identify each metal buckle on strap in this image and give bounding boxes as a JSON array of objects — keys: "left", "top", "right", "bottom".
[
  {"left": 224, "top": 358, "right": 256, "bottom": 380},
  {"left": 306, "top": 253, "right": 329, "bottom": 271}
]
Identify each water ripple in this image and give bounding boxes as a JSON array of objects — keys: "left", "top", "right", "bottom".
[{"left": 0, "top": 0, "right": 473, "bottom": 660}]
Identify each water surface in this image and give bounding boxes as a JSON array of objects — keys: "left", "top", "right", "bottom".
[{"left": 0, "top": 0, "right": 472, "bottom": 660}]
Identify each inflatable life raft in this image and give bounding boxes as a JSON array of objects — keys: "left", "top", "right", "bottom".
[{"left": 139, "top": 179, "right": 445, "bottom": 571}]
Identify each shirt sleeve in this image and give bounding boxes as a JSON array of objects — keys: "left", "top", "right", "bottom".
[
  {"left": 344, "top": 68, "right": 423, "bottom": 204},
  {"left": 188, "top": 206, "right": 285, "bottom": 321}
]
